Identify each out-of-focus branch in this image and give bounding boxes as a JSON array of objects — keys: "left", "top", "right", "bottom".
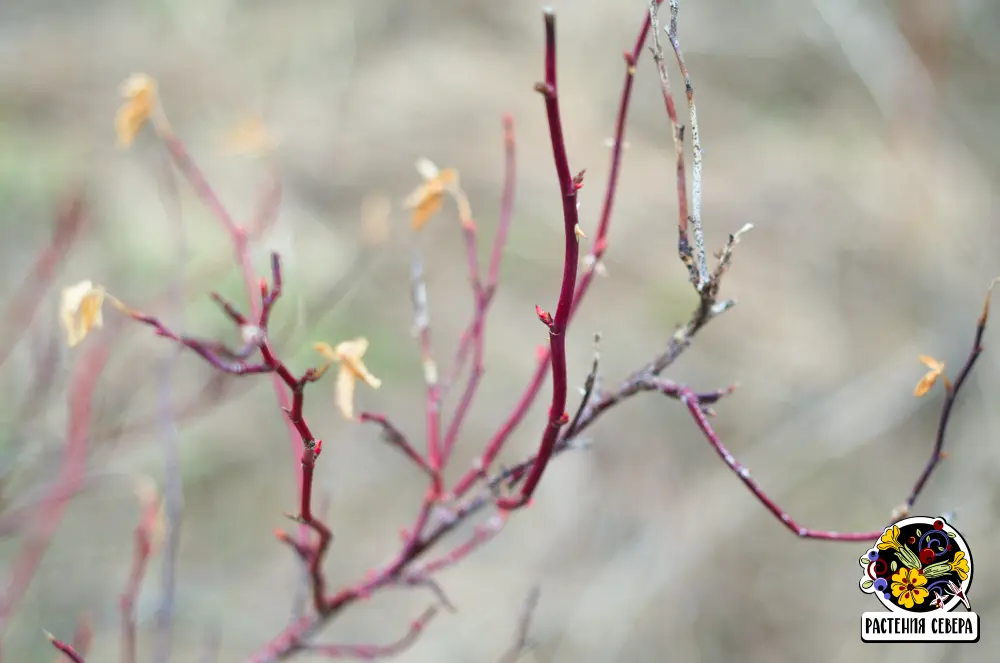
[
  {"left": 121, "top": 479, "right": 162, "bottom": 663},
  {"left": 904, "top": 279, "right": 1000, "bottom": 512},
  {"left": 0, "top": 187, "right": 86, "bottom": 369},
  {"left": 496, "top": 586, "right": 541, "bottom": 663},
  {"left": 449, "top": 2, "right": 664, "bottom": 502},
  {"left": 2, "top": 340, "right": 109, "bottom": 641}
]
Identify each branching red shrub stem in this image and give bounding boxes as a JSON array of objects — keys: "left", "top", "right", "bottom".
[{"left": 31, "top": 0, "right": 995, "bottom": 661}]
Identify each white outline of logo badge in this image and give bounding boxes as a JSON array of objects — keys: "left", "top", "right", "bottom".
[{"left": 858, "top": 516, "right": 979, "bottom": 643}]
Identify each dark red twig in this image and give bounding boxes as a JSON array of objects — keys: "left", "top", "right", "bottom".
[
  {"left": 496, "top": 10, "right": 582, "bottom": 510},
  {"left": 449, "top": 3, "right": 661, "bottom": 501}
]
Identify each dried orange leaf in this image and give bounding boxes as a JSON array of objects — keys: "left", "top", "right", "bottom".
[
  {"left": 409, "top": 191, "right": 444, "bottom": 231},
  {"left": 914, "top": 373, "right": 938, "bottom": 398},
  {"left": 115, "top": 74, "right": 158, "bottom": 148},
  {"left": 403, "top": 159, "right": 461, "bottom": 232},
  {"left": 914, "top": 355, "right": 945, "bottom": 397}
]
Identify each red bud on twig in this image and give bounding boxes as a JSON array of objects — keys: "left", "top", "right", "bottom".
[{"left": 535, "top": 305, "right": 553, "bottom": 328}]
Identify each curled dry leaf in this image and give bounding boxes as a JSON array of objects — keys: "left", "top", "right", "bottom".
[
  {"left": 59, "top": 280, "right": 131, "bottom": 347},
  {"left": 60, "top": 281, "right": 106, "bottom": 348},
  {"left": 403, "top": 158, "right": 459, "bottom": 231},
  {"left": 914, "top": 355, "right": 949, "bottom": 397},
  {"left": 115, "top": 74, "right": 159, "bottom": 148},
  {"left": 314, "top": 338, "right": 382, "bottom": 420}
]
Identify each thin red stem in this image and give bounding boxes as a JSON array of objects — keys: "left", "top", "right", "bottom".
[
  {"left": 450, "top": 6, "right": 656, "bottom": 500},
  {"left": 441, "top": 116, "right": 518, "bottom": 465},
  {"left": 496, "top": 10, "right": 580, "bottom": 510}
]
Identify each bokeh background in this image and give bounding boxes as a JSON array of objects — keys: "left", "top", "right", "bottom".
[{"left": 2, "top": 0, "right": 999, "bottom": 661}]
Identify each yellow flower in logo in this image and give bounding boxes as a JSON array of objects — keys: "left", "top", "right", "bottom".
[
  {"left": 891, "top": 567, "right": 929, "bottom": 609},
  {"left": 878, "top": 525, "right": 902, "bottom": 551},
  {"left": 949, "top": 551, "right": 970, "bottom": 581}
]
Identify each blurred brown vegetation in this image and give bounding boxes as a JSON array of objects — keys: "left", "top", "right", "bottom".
[{"left": 2, "top": 0, "right": 1000, "bottom": 662}]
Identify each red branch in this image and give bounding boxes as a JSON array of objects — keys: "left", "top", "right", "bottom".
[
  {"left": 440, "top": 115, "right": 518, "bottom": 466},
  {"left": 496, "top": 10, "right": 580, "bottom": 510},
  {"left": 129, "top": 255, "right": 333, "bottom": 615},
  {"left": 37, "top": 1, "right": 993, "bottom": 661},
  {"left": 160, "top": 133, "right": 304, "bottom": 535},
  {"left": 449, "top": 4, "right": 659, "bottom": 501}
]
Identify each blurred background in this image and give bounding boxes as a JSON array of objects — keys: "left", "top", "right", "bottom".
[{"left": 1, "top": 0, "right": 999, "bottom": 661}]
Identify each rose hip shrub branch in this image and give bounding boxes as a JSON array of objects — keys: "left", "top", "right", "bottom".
[{"left": 37, "top": 1, "right": 993, "bottom": 661}]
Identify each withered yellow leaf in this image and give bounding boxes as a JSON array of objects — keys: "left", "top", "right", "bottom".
[
  {"left": 403, "top": 158, "right": 460, "bottom": 232},
  {"left": 914, "top": 355, "right": 946, "bottom": 397},
  {"left": 313, "top": 338, "right": 381, "bottom": 420},
  {"left": 60, "top": 280, "right": 107, "bottom": 347},
  {"left": 115, "top": 74, "right": 158, "bottom": 148}
]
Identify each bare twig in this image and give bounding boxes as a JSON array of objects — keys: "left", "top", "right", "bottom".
[
  {"left": 666, "top": 0, "right": 707, "bottom": 289},
  {"left": 905, "top": 279, "right": 1000, "bottom": 511},
  {"left": 496, "top": 9, "right": 583, "bottom": 510}
]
